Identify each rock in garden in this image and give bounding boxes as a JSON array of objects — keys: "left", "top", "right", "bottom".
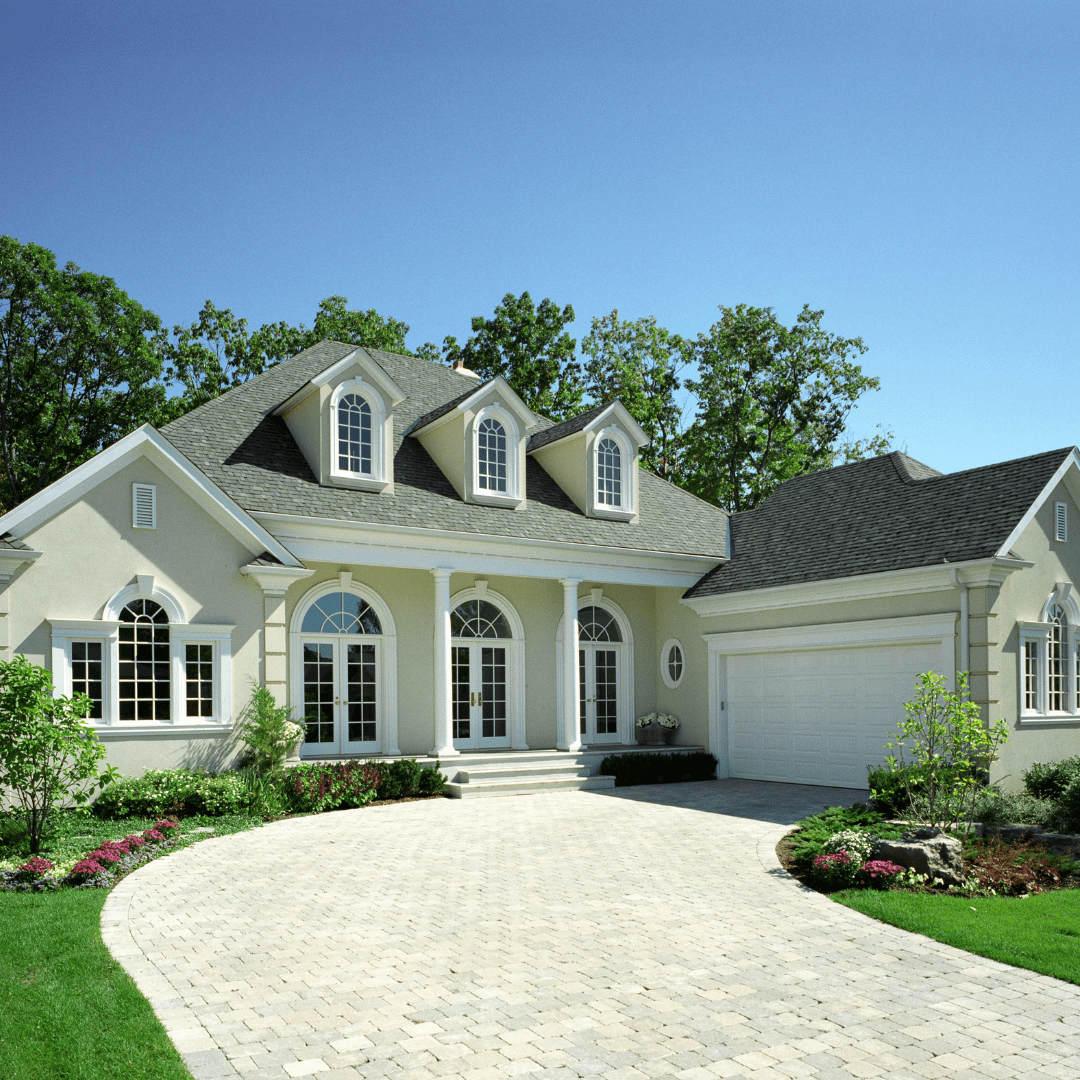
[{"left": 873, "top": 827, "right": 965, "bottom": 887}]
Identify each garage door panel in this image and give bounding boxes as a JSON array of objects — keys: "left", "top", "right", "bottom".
[{"left": 727, "top": 642, "right": 943, "bottom": 788}]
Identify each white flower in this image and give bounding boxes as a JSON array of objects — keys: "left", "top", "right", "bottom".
[
  {"left": 636, "top": 713, "right": 658, "bottom": 728},
  {"left": 656, "top": 713, "right": 680, "bottom": 729}
]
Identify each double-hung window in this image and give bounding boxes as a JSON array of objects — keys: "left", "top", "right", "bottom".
[{"left": 1018, "top": 597, "right": 1080, "bottom": 719}]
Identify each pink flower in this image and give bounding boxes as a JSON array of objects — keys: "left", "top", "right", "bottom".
[
  {"left": 144, "top": 829, "right": 165, "bottom": 841},
  {"left": 19, "top": 857, "right": 54, "bottom": 874},
  {"left": 154, "top": 820, "right": 178, "bottom": 830},
  {"left": 72, "top": 859, "right": 104, "bottom": 876},
  {"left": 124, "top": 835, "right": 147, "bottom": 847},
  {"left": 92, "top": 849, "right": 123, "bottom": 864},
  {"left": 813, "top": 851, "right": 852, "bottom": 869},
  {"left": 861, "top": 859, "right": 905, "bottom": 879}
]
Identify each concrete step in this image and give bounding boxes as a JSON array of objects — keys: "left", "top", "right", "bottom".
[
  {"left": 446, "top": 773, "right": 616, "bottom": 799},
  {"left": 451, "top": 762, "right": 596, "bottom": 783}
]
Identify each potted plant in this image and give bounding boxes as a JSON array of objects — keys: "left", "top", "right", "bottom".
[{"left": 636, "top": 712, "right": 680, "bottom": 745}]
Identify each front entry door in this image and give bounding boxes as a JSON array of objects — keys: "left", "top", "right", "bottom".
[
  {"left": 452, "top": 643, "right": 510, "bottom": 749},
  {"left": 300, "top": 639, "right": 378, "bottom": 756},
  {"left": 579, "top": 644, "right": 620, "bottom": 743}
]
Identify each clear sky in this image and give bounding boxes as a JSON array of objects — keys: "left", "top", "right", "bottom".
[{"left": 3, "top": 0, "right": 1077, "bottom": 475}]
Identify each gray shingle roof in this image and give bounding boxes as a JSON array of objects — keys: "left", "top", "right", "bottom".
[
  {"left": 526, "top": 403, "right": 610, "bottom": 452},
  {"left": 162, "top": 342, "right": 729, "bottom": 558},
  {"left": 684, "top": 448, "right": 1072, "bottom": 599}
]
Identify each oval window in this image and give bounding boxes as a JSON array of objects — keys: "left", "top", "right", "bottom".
[{"left": 661, "top": 639, "right": 684, "bottom": 688}]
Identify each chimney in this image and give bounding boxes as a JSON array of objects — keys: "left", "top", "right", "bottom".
[{"left": 452, "top": 359, "right": 481, "bottom": 379}]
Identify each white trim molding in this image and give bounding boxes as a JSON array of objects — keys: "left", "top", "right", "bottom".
[
  {"left": 467, "top": 403, "right": 525, "bottom": 509},
  {"left": 997, "top": 447, "right": 1080, "bottom": 556},
  {"left": 328, "top": 377, "right": 393, "bottom": 493}
]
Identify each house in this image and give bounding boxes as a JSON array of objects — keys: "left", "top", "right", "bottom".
[{"left": 0, "top": 340, "right": 1075, "bottom": 790}]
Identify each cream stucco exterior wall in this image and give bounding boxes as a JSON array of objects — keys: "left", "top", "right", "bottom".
[{"left": 9, "top": 457, "right": 267, "bottom": 776}]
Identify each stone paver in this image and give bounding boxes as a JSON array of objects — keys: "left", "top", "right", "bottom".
[{"left": 101, "top": 780, "right": 1080, "bottom": 1080}]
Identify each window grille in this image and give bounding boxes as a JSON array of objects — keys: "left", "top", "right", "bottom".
[
  {"left": 338, "top": 394, "right": 372, "bottom": 473},
  {"left": 477, "top": 418, "right": 508, "bottom": 492},
  {"left": 597, "top": 437, "right": 622, "bottom": 506}
]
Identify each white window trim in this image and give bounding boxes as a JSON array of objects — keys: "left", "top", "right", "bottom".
[
  {"left": 589, "top": 426, "right": 636, "bottom": 521},
  {"left": 50, "top": 617, "right": 234, "bottom": 734},
  {"left": 328, "top": 378, "right": 392, "bottom": 492},
  {"left": 1018, "top": 612, "right": 1080, "bottom": 724},
  {"left": 467, "top": 404, "right": 523, "bottom": 508},
  {"left": 289, "top": 575, "right": 400, "bottom": 756},
  {"left": 661, "top": 638, "right": 685, "bottom": 689}
]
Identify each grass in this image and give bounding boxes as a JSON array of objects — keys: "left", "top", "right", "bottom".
[
  {"left": 835, "top": 887, "right": 1080, "bottom": 985},
  {"left": 0, "top": 808, "right": 265, "bottom": 1080}
]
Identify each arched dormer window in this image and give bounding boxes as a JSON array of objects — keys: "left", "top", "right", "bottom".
[
  {"left": 589, "top": 427, "right": 636, "bottom": 520},
  {"left": 1019, "top": 586, "right": 1080, "bottom": 719},
  {"left": 328, "top": 379, "right": 391, "bottom": 492},
  {"left": 337, "top": 393, "right": 372, "bottom": 475},
  {"left": 469, "top": 405, "right": 522, "bottom": 506}
]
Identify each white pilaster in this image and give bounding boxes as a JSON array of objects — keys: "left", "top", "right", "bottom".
[
  {"left": 558, "top": 578, "right": 582, "bottom": 751},
  {"left": 432, "top": 568, "right": 457, "bottom": 756}
]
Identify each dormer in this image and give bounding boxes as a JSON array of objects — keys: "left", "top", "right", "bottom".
[
  {"left": 528, "top": 401, "right": 648, "bottom": 522},
  {"left": 271, "top": 348, "right": 405, "bottom": 493},
  {"left": 412, "top": 377, "right": 535, "bottom": 508}
]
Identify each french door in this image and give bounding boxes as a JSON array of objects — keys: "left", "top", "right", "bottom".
[
  {"left": 452, "top": 643, "right": 510, "bottom": 749},
  {"left": 300, "top": 639, "right": 379, "bottom": 756},
  {"left": 579, "top": 644, "right": 620, "bottom": 743}
]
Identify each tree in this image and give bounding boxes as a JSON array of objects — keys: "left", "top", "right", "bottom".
[
  {"left": 681, "top": 304, "right": 877, "bottom": 512},
  {"left": 0, "top": 655, "right": 117, "bottom": 854},
  {"left": 581, "top": 310, "right": 687, "bottom": 481},
  {"left": 443, "top": 292, "right": 583, "bottom": 421},
  {"left": 0, "top": 236, "right": 170, "bottom": 509},
  {"left": 165, "top": 296, "right": 414, "bottom": 415}
]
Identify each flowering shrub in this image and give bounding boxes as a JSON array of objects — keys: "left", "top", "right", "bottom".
[
  {"left": 636, "top": 712, "right": 680, "bottom": 729},
  {"left": 860, "top": 860, "right": 905, "bottom": 888},
  {"left": 823, "top": 830, "right": 874, "bottom": 864},
  {"left": 93, "top": 768, "right": 248, "bottom": 818},
  {"left": 811, "top": 850, "right": 859, "bottom": 888},
  {"left": 288, "top": 762, "right": 379, "bottom": 814}
]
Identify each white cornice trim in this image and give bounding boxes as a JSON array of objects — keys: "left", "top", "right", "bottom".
[
  {"left": 0, "top": 547, "right": 42, "bottom": 581},
  {"left": 240, "top": 563, "right": 315, "bottom": 596},
  {"left": 996, "top": 447, "right": 1080, "bottom": 557},
  {"left": 682, "top": 557, "right": 1032, "bottom": 617},
  {"left": 271, "top": 348, "right": 407, "bottom": 415},
  {"left": 252, "top": 510, "right": 722, "bottom": 587},
  {"left": 704, "top": 612, "right": 958, "bottom": 655},
  {"left": 0, "top": 426, "right": 305, "bottom": 569}
]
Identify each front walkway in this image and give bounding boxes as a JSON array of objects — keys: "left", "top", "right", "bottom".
[{"left": 102, "top": 781, "right": 1080, "bottom": 1080}]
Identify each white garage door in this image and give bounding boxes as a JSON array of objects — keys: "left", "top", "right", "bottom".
[{"left": 726, "top": 641, "right": 944, "bottom": 788}]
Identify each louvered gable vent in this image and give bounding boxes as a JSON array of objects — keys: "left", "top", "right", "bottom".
[
  {"left": 1056, "top": 501, "right": 1068, "bottom": 543},
  {"left": 132, "top": 484, "right": 156, "bottom": 529}
]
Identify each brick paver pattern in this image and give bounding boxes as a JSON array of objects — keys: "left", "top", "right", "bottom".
[{"left": 101, "top": 780, "right": 1080, "bottom": 1080}]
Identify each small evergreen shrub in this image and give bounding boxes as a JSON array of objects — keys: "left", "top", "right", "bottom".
[
  {"left": 418, "top": 764, "right": 447, "bottom": 795},
  {"left": 93, "top": 768, "right": 249, "bottom": 818},
  {"left": 376, "top": 758, "right": 423, "bottom": 800},
  {"left": 237, "top": 683, "right": 304, "bottom": 773},
  {"left": 970, "top": 788, "right": 1057, "bottom": 829},
  {"left": 1023, "top": 756, "right": 1080, "bottom": 802},
  {"left": 598, "top": 751, "right": 717, "bottom": 787},
  {"left": 1056, "top": 774, "right": 1080, "bottom": 833},
  {"left": 787, "top": 804, "right": 902, "bottom": 871}
]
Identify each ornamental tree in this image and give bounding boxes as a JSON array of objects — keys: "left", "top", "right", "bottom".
[{"left": 0, "top": 655, "right": 118, "bottom": 853}]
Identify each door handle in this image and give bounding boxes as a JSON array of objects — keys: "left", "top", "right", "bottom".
[
  {"left": 478, "top": 693, "right": 483, "bottom": 706},
  {"left": 470, "top": 692, "right": 476, "bottom": 707}
]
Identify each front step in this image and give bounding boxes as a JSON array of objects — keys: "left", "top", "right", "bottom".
[{"left": 446, "top": 772, "right": 615, "bottom": 799}]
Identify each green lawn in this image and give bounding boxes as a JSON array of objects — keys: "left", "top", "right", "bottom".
[
  {"left": 835, "top": 888, "right": 1080, "bottom": 985},
  {"left": 0, "top": 889, "right": 192, "bottom": 1080},
  {"left": 0, "top": 810, "right": 264, "bottom": 1080}
]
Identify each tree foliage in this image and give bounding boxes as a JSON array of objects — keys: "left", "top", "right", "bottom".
[
  {"left": 0, "top": 236, "right": 169, "bottom": 510},
  {"left": 164, "top": 295, "right": 413, "bottom": 414},
  {"left": 442, "top": 292, "right": 583, "bottom": 421},
  {"left": 0, "top": 655, "right": 117, "bottom": 854},
  {"left": 581, "top": 310, "right": 687, "bottom": 480},
  {"left": 681, "top": 304, "right": 877, "bottom": 512}
]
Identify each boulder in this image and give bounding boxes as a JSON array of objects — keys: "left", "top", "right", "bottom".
[{"left": 873, "top": 827, "right": 965, "bottom": 887}]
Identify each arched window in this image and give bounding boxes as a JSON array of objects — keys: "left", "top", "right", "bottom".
[
  {"left": 119, "top": 599, "right": 171, "bottom": 721},
  {"left": 1049, "top": 604, "right": 1066, "bottom": 712},
  {"left": 578, "top": 605, "right": 622, "bottom": 642},
  {"left": 301, "top": 590, "right": 382, "bottom": 635},
  {"left": 337, "top": 393, "right": 372, "bottom": 475},
  {"left": 477, "top": 417, "right": 508, "bottom": 492},
  {"left": 596, "top": 437, "right": 622, "bottom": 507},
  {"left": 451, "top": 599, "right": 511, "bottom": 638},
  {"left": 1020, "top": 588, "right": 1080, "bottom": 718}
]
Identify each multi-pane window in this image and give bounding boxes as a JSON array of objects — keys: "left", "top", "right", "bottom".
[
  {"left": 118, "top": 600, "right": 171, "bottom": 721},
  {"left": 1024, "top": 639, "right": 1040, "bottom": 711},
  {"left": 451, "top": 599, "right": 511, "bottom": 639},
  {"left": 477, "top": 417, "right": 508, "bottom": 492},
  {"left": 597, "top": 437, "right": 622, "bottom": 506},
  {"left": 185, "top": 643, "right": 214, "bottom": 718},
  {"left": 337, "top": 393, "right": 372, "bottom": 474},
  {"left": 71, "top": 641, "right": 103, "bottom": 719},
  {"left": 667, "top": 643, "right": 684, "bottom": 685},
  {"left": 578, "top": 605, "right": 622, "bottom": 642}
]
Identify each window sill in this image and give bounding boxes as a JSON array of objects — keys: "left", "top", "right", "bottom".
[
  {"left": 590, "top": 505, "right": 636, "bottom": 522},
  {"left": 90, "top": 723, "right": 233, "bottom": 736},
  {"left": 1018, "top": 713, "right": 1080, "bottom": 725},
  {"left": 328, "top": 473, "right": 392, "bottom": 493},
  {"left": 469, "top": 490, "right": 524, "bottom": 509}
]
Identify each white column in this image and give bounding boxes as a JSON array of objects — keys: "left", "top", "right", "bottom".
[
  {"left": 431, "top": 568, "right": 457, "bottom": 756},
  {"left": 558, "top": 578, "right": 582, "bottom": 751}
]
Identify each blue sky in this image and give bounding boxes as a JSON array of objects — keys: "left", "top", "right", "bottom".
[{"left": 3, "top": 0, "right": 1077, "bottom": 475}]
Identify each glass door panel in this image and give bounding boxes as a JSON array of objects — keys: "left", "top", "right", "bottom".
[
  {"left": 302, "top": 642, "right": 336, "bottom": 748},
  {"left": 594, "top": 649, "right": 618, "bottom": 734},
  {"left": 345, "top": 642, "right": 377, "bottom": 747},
  {"left": 452, "top": 646, "right": 471, "bottom": 741},
  {"left": 481, "top": 646, "right": 507, "bottom": 740}
]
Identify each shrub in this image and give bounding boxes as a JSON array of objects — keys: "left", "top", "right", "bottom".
[
  {"left": 599, "top": 751, "right": 717, "bottom": 787},
  {"left": 970, "top": 788, "right": 1057, "bottom": 829},
  {"left": 286, "top": 762, "right": 380, "bottom": 814},
  {"left": 236, "top": 766, "right": 290, "bottom": 818},
  {"left": 811, "top": 851, "right": 860, "bottom": 889},
  {"left": 1023, "top": 756, "right": 1080, "bottom": 802},
  {"left": 0, "top": 654, "right": 118, "bottom": 853},
  {"left": 879, "top": 672, "right": 1008, "bottom": 831},
  {"left": 185, "top": 772, "right": 248, "bottom": 816},
  {"left": 375, "top": 758, "right": 422, "bottom": 800},
  {"left": 237, "top": 683, "right": 305, "bottom": 774},
  {"left": 1056, "top": 774, "right": 1080, "bottom": 833},
  {"left": 418, "top": 764, "right": 447, "bottom": 796},
  {"left": 94, "top": 768, "right": 249, "bottom": 818},
  {"left": 867, "top": 763, "right": 965, "bottom": 818},
  {"left": 787, "top": 804, "right": 901, "bottom": 871}
]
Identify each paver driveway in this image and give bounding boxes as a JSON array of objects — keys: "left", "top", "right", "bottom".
[{"left": 102, "top": 780, "right": 1080, "bottom": 1080}]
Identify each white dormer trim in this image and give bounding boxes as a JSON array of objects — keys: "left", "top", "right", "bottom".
[
  {"left": 328, "top": 377, "right": 392, "bottom": 492},
  {"left": 467, "top": 403, "right": 524, "bottom": 508},
  {"left": 271, "top": 347, "right": 406, "bottom": 416},
  {"left": 412, "top": 376, "right": 537, "bottom": 437},
  {"left": 589, "top": 425, "right": 637, "bottom": 521}
]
